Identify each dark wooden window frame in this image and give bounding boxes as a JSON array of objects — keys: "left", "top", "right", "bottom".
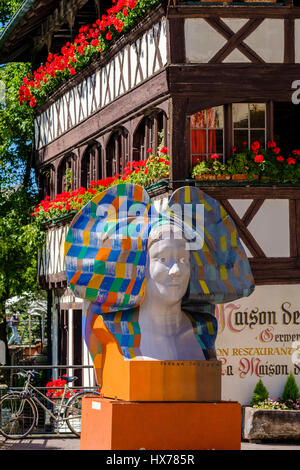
[
  {"left": 81, "top": 143, "right": 102, "bottom": 187},
  {"left": 133, "top": 110, "right": 167, "bottom": 161},
  {"left": 57, "top": 153, "right": 78, "bottom": 193},
  {"left": 189, "top": 101, "right": 273, "bottom": 166},
  {"left": 106, "top": 128, "right": 129, "bottom": 177}
]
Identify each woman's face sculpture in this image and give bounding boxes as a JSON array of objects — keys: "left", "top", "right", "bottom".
[{"left": 145, "top": 236, "right": 190, "bottom": 306}]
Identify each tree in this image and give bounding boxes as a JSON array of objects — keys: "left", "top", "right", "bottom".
[
  {"left": 0, "top": 187, "right": 45, "bottom": 351},
  {"left": 0, "top": 0, "right": 44, "bottom": 358},
  {"left": 281, "top": 372, "right": 299, "bottom": 405},
  {"left": 250, "top": 379, "right": 269, "bottom": 406},
  {"left": 0, "top": 0, "right": 23, "bottom": 27}
]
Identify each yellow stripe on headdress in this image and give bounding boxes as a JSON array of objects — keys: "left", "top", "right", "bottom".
[
  {"left": 184, "top": 186, "right": 191, "bottom": 203},
  {"left": 193, "top": 252, "right": 203, "bottom": 266},
  {"left": 231, "top": 230, "right": 237, "bottom": 247},
  {"left": 199, "top": 280, "right": 210, "bottom": 294},
  {"left": 220, "top": 265, "right": 227, "bottom": 280},
  {"left": 128, "top": 348, "right": 136, "bottom": 359},
  {"left": 220, "top": 236, "right": 227, "bottom": 252},
  {"left": 200, "top": 199, "right": 212, "bottom": 212},
  {"left": 116, "top": 262, "right": 126, "bottom": 279},
  {"left": 64, "top": 241, "right": 72, "bottom": 256},
  {"left": 114, "top": 311, "right": 122, "bottom": 323},
  {"left": 83, "top": 230, "right": 90, "bottom": 247},
  {"left": 87, "top": 274, "right": 104, "bottom": 290}
]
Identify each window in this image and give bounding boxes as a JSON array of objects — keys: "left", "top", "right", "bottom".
[
  {"left": 133, "top": 111, "right": 167, "bottom": 161},
  {"left": 190, "top": 103, "right": 267, "bottom": 166},
  {"left": 106, "top": 128, "right": 129, "bottom": 177},
  {"left": 190, "top": 106, "right": 224, "bottom": 166},
  {"left": 57, "top": 154, "right": 77, "bottom": 194},
  {"left": 81, "top": 144, "right": 102, "bottom": 187},
  {"left": 39, "top": 166, "right": 54, "bottom": 200},
  {"left": 233, "top": 103, "right": 266, "bottom": 152}
]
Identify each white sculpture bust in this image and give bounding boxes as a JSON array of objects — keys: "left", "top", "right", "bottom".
[{"left": 137, "top": 224, "right": 205, "bottom": 361}]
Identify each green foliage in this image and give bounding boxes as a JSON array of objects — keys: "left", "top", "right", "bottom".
[
  {"left": 0, "top": 62, "right": 34, "bottom": 188},
  {"left": 281, "top": 372, "right": 300, "bottom": 404},
  {"left": 0, "top": 0, "right": 24, "bottom": 29},
  {"left": 0, "top": 187, "right": 45, "bottom": 333},
  {"left": 251, "top": 379, "right": 269, "bottom": 406}
]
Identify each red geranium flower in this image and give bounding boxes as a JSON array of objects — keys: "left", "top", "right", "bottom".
[
  {"left": 29, "top": 97, "right": 36, "bottom": 107},
  {"left": 287, "top": 157, "right": 296, "bottom": 165},
  {"left": 254, "top": 154, "right": 264, "bottom": 163},
  {"left": 160, "top": 146, "right": 169, "bottom": 154},
  {"left": 251, "top": 141, "right": 260, "bottom": 154},
  {"left": 267, "top": 140, "right": 277, "bottom": 149},
  {"left": 210, "top": 154, "right": 219, "bottom": 160},
  {"left": 147, "top": 148, "right": 153, "bottom": 153},
  {"left": 276, "top": 156, "right": 284, "bottom": 162}
]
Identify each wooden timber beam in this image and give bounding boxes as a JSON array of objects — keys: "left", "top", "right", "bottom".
[{"left": 34, "top": 0, "right": 89, "bottom": 52}]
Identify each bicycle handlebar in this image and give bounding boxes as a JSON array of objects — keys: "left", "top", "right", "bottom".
[{"left": 16, "top": 370, "right": 40, "bottom": 379}]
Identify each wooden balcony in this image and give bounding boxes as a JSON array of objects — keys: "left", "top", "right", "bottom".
[{"left": 34, "top": 8, "right": 168, "bottom": 152}]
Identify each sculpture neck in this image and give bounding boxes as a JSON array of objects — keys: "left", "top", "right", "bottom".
[{"left": 138, "top": 296, "right": 185, "bottom": 336}]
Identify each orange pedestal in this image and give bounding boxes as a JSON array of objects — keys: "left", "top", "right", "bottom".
[
  {"left": 100, "top": 359, "right": 221, "bottom": 402},
  {"left": 80, "top": 398, "right": 241, "bottom": 450}
]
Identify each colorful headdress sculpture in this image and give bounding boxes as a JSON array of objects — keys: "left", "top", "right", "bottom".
[{"left": 65, "top": 183, "right": 254, "bottom": 309}]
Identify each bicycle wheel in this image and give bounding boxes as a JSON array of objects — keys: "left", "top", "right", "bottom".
[
  {"left": 0, "top": 393, "right": 37, "bottom": 439},
  {"left": 65, "top": 391, "right": 101, "bottom": 437}
]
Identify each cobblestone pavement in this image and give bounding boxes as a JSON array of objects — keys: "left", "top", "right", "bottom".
[{"left": 1, "top": 436, "right": 300, "bottom": 451}]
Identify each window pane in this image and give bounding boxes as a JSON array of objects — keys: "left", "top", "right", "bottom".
[
  {"left": 250, "top": 130, "right": 265, "bottom": 146},
  {"left": 192, "top": 155, "right": 206, "bottom": 166},
  {"left": 208, "top": 129, "right": 223, "bottom": 154},
  {"left": 233, "top": 130, "right": 248, "bottom": 152},
  {"left": 233, "top": 103, "right": 248, "bottom": 129},
  {"left": 191, "top": 111, "right": 206, "bottom": 128},
  {"left": 250, "top": 103, "right": 265, "bottom": 128},
  {"left": 191, "top": 129, "right": 206, "bottom": 154},
  {"left": 207, "top": 106, "right": 223, "bottom": 129}
]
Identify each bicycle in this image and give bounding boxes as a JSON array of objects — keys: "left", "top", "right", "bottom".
[{"left": 0, "top": 370, "right": 101, "bottom": 439}]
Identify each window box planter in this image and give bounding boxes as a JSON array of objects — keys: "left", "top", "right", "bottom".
[
  {"left": 242, "top": 406, "right": 300, "bottom": 442},
  {"left": 216, "top": 174, "right": 231, "bottom": 181},
  {"left": 231, "top": 174, "right": 248, "bottom": 181},
  {"left": 195, "top": 174, "right": 216, "bottom": 181}
]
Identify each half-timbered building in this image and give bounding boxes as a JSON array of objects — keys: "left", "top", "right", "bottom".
[{"left": 2, "top": 0, "right": 300, "bottom": 402}]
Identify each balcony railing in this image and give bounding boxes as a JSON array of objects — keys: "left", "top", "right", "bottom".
[{"left": 34, "top": 16, "right": 167, "bottom": 150}]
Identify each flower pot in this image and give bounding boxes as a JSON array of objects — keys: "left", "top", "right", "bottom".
[
  {"left": 195, "top": 174, "right": 214, "bottom": 181},
  {"left": 231, "top": 174, "right": 248, "bottom": 181},
  {"left": 216, "top": 174, "right": 231, "bottom": 181},
  {"left": 242, "top": 406, "right": 300, "bottom": 441}
]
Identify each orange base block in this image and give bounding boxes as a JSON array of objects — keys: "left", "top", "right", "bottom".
[{"left": 80, "top": 398, "right": 241, "bottom": 450}]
